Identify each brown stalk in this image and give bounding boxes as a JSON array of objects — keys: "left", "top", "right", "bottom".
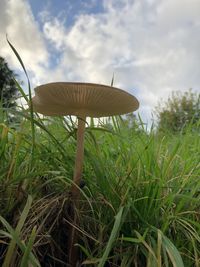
[{"left": 68, "top": 116, "right": 86, "bottom": 266}]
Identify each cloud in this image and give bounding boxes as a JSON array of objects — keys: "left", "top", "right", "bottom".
[
  {"left": 1, "top": 0, "right": 200, "bottom": 124},
  {"left": 43, "top": 17, "right": 67, "bottom": 50},
  {"left": 0, "top": 0, "right": 48, "bottom": 83},
  {"left": 43, "top": 0, "right": 200, "bottom": 123}
]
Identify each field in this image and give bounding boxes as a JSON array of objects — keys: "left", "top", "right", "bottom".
[
  {"left": 0, "top": 95, "right": 200, "bottom": 266},
  {"left": 1, "top": 45, "right": 200, "bottom": 266}
]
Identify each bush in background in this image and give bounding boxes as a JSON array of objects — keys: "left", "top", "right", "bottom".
[{"left": 155, "top": 89, "right": 200, "bottom": 133}]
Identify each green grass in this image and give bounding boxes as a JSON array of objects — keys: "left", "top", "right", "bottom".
[
  {"left": 0, "top": 101, "right": 200, "bottom": 266},
  {"left": 0, "top": 41, "right": 199, "bottom": 266}
]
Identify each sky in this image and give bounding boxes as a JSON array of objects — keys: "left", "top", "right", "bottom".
[{"left": 0, "top": 0, "right": 200, "bottom": 125}]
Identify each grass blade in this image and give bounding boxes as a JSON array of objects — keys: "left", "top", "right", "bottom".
[
  {"left": 20, "top": 226, "right": 37, "bottom": 267},
  {"left": 162, "top": 234, "right": 184, "bottom": 267},
  {"left": 7, "top": 37, "right": 35, "bottom": 166},
  {"left": 2, "top": 195, "right": 32, "bottom": 267},
  {"left": 98, "top": 206, "right": 124, "bottom": 267}
]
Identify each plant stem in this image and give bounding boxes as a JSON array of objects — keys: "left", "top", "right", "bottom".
[
  {"left": 68, "top": 116, "right": 86, "bottom": 266},
  {"left": 71, "top": 116, "right": 86, "bottom": 197}
]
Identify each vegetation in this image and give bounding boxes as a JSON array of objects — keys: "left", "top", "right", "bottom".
[
  {"left": 0, "top": 46, "right": 199, "bottom": 266},
  {"left": 0, "top": 56, "right": 19, "bottom": 109},
  {"left": 0, "top": 56, "right": 21, "bottom": 126},
  {"left": 155, "top": 90, "right": 200, "bottom": 133},
  {"left": 0, "top": 91, "right": 200, "bottom": 266}
]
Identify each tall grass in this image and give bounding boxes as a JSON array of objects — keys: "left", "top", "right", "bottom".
[
  {"left": 0, "top": 46, "right": 200, "bottom": 266},
  {"left": 0, "top": 96, "right": 199, "bottom": 266}
]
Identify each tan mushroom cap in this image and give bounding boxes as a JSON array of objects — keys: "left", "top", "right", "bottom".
[{"left": 32, "top": 82, "right": 139, "bottom": 117}]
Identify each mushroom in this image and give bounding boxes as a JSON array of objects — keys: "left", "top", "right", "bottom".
[{"left": 32, "top": 82, "right": 139, "bottom": 265}]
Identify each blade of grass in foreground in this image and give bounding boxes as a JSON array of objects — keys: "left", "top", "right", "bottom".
[
  {"left": 7, "top": 37, "right": 35, "bottom": 167},
  {"left": 20, "top": 226, "right": 37, "bottom": 267},
  {"left": 1, "top": 195, "right": 32, "bottom": 267},
  {"left": 0, "top": 222, "right": 40, "bottom": 267},
  {"left": 98, "top": 206, "right": 124, "bottom": 267},
  {"left": 162, "top": 233, "right": 184, "bottom": 267}
]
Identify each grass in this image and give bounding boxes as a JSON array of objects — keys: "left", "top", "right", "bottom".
[
  {"left": 0, "top": 43, "right": 200, "bottom": 266},
  {"left": 0, "top": 100, "right": 200, "bottom": 266}
]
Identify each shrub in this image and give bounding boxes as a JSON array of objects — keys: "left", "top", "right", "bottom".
[{"left": 155, "top": 89, "right": 200, "bottom": 133}]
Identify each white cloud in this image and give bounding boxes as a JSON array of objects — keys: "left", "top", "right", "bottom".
[
  {"left": 62, "top": 0, "right": 200, "bottom": 123},
  {"left": 0, "top": 0, "right": 48, "bottom": 83},
  {"left": 1, "top": 0, "right": 200, "bottom": 124},
  {"left": 43, "top": 18, "right": 67, "bottom": 50}
]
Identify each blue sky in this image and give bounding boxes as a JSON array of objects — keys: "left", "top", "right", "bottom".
[
  {"left": 29, "top": 0, "right": 104, "bottom": 23},
  {"left": 1, "top": 0, "right": 200, "bottom": 124}
]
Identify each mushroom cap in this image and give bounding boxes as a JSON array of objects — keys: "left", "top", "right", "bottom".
[{"left": 32, "top": 82, "right": 139, "bottom": 117}]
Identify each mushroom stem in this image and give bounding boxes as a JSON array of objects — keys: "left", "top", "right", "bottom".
[
  {"left": 71, "top": 115, "right": 86, "bottom": 197},
  {"left": 68, "top": 115, "right": 86, "bottom": 266}
]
